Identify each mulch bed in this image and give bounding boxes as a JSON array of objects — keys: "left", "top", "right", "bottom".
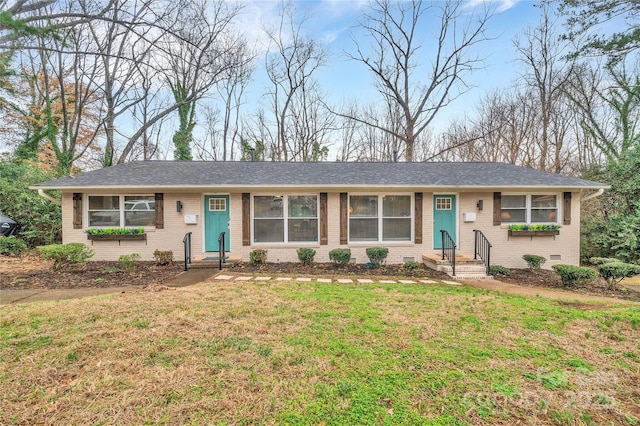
[
  {"left": 227, "top": 261, "right": 451, "bottom": 280},
  {"left": 1, "top": 256, "right": 183, "bottom": 290},
  {"left": 2, "top": 256, "right": 639, "bottom": 302},
  {"left": 494, "top": 268, "right": 640, "bottom": 302}
]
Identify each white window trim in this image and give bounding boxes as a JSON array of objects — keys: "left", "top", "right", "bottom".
[
  {"left": 251, "top": 193, "right": 320, "bottom": 244},
  {"left": 348, "top": 193, "right": 413, "bottom": 243},
  {"left": 501, "top": 192, "right": 561, "bottom": 225},
  {"left": 86, "top": 194, "right": 156, "bottom": 229}
]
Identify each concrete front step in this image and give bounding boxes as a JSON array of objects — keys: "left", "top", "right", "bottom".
[
  {"left": 453, "top": 274, "right": 494, "bottom": 280},
  {"left": 422, "top": 252, "right": 484, "bottom": 265},
  {"left": 189, "top": 257, "right": 241, "bottom": 269},
  {"left": 423, "top": 253, "right": 492, "bottom": 279}
]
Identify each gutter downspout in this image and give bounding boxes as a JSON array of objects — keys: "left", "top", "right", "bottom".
[
  {"left": 581, "top": 188, "right": 605, "bottom": 202},
  {"left": 37, "top": 189, "right": 62, "bottom": 206}
]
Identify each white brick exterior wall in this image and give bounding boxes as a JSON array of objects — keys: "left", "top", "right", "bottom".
[{"left": 61, "top": 189, "right": 582, "bottom": 268}]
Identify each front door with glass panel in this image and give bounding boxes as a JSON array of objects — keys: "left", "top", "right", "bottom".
[
  {"left": 204, "top": 195, "right": 230, "bottom": 252},
  {"left": 433, "top": 195, "right": 456, "bottom": 249}
]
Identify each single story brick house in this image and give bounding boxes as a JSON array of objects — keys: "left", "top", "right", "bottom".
[{"left": 32, "top": 161, "right": 607, "bottom": 272}]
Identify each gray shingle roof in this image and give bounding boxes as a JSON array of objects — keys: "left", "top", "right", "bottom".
[{"left": 32, "top": 161, "right": 608, "bottom": 189}]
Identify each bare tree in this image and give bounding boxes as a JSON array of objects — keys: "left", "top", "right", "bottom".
[
  {"left": 0, "top": 0, "right": 116, "bottom": 48},
  {"left": 514, "top": 3, "right": 576, "bottom": 172},
  {"left": 117, "top": 0, "right": 250, "bottom": 163},
  {"left": 83, "top": 0, "right": 166, "bottom": 166},
  {"left": 214, "top": 39, "right": 254, "bottom": 161},
  {"left": 435, "top": 89, "right": 540, "bottom": 166},
  {"left": 193, "top": 104, "right": 221, "bottom": 160},
  {"left": 262, "top": 1, "right": 327, "bottom": 162},
  {"left": 341, "top": 0, "right": 494, "bottom": 161}
]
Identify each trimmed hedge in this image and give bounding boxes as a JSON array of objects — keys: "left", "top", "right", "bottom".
[
  {"left": 403, "top": 261, "right": 420, "bottom": 270},
  {"left": 366, "top": 247, "right": 389, "bottom": 268},
  {"left": 551, "top": 264, "right": 597, "bottom": 287},
  {"left": 297, "top": 248, "right": 316, "bottom": 265},
  {"left": 249, "top": 249, "right": 267, "bottom": 265},
  {"left": 489, "top": 265, "right": 510, "bottom": 277},
  {"left": 523, "top": 254, "right": 546, "bottom": 269},
  {"left": 329, "top": 248, "right": 351, "bottom": 268}
]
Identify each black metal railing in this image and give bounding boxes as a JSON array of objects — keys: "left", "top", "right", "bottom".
[
  {"left": 440, "top": 229, "right": 456, "bottom": 277},
  {"left": 218, "top": 232, "right": 226, "bottom": 270},
  {"left": 183, "top": 232, "right": 192, "bottom": 271},
  {"left": 473, "top": 229, "right": 492, "bottom": 275}
]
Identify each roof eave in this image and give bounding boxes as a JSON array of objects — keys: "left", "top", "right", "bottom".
[{"left": 30, "top": 183, "right": 611, "bottom": 191}]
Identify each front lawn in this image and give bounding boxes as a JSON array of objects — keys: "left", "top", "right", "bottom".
[{"left": 1, "top": 280, "right": 639, "bottom": 425}]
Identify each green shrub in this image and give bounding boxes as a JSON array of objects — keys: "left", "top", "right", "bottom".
[
  {"left": 296, "top": 248, "right": 316, "bottom": 265},
  {"left": 588, "top": 257, "right": 619, "bottom": 265},
  {"left": 523, "top": 254, "right": 546, "bottom": 269},
  {"left": 0, "top": 236, "right": 28, "bottom": 256},
  {"left": 153, "top": 249, "right": 173, "bottom": 265},
  {"left": 118, "top": 253, "right": 141, "bottom": 273},
  {"left": 489, "top": 265, "right": 510, "bottom": 277},
  {"left": 597, "top": 262, "right": 640, "bottom": 288},
  {"left": 403, "top": 261, "right": 420, "bottom": 270},
  {"left": 249, "top": 249, "right": 267, "bottom": 265},
  {"left": 366, "top": 247, "right": 389, "bottom": 268},
  {"left": 329, "top": 248, "right": 351, "bottom": 268},
  {"left": 0, "top": 160, "right": 62, "bottom": 247},
  {"left": 37, "top": 243, "right": 94, "bottom": 269},
  {"left": 552, "top": 264, "right": 597, "bottom": 287}
]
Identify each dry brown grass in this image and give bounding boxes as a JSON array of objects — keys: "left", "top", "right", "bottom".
[{"left": 1, "top": 279, "right": 639, "bottom": 425}]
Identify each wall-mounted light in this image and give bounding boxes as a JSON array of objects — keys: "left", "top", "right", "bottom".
[
  {"left": 176, "top": 201, "right": 183, "bottom": 213},
  {"left": 476, "top": 200, "right": 484, "bottom": 211}
]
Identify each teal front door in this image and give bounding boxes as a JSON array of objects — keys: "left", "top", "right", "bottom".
[
  {"left": 204, "top": 195, "right": 230, "bottom": 252},
  {"left": 433, "top": 195, "right": 456, "bottom": 249}
]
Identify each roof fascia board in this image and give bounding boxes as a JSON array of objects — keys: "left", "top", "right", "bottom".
[{"left": 30, "top": 184, "right": 611, "bottom": 191}]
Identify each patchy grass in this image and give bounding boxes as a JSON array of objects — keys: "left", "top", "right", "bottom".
[{"left": 1, "top": 280, "right": 639, "bottom": 425}]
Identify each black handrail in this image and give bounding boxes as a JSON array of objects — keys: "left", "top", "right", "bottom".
[
  {"left": 183, "top": 232, "right": 192, "bottom": 271},
  {"left": 473, "top": 229, "right": 492, "bottom": 275},
  {"left": 440, "top": 229, "right": 456, "bottom": 277},
  {"left": 218, "top": 232, "right": 226, "bottom": 270}
]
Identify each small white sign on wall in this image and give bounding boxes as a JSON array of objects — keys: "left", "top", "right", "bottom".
[
  {"left": 184, "top": 214, "right": 198, "bottom": 225},
  {"left": 463, "top": 212, "right": 476, "bottom": 222}
]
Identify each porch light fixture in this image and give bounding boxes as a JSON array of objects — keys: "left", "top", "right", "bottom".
[
  {"left": 476, "top": 200, "right": 484, "bottom": 211},
  {"left": 176, "top": 201, "right": 183, "bottom": 213}
]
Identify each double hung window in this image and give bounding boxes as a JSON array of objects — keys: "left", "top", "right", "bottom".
[
  {"left": 88, "top": 195, "right": 155, "bottom": 227},
  {"left": 253, "top": 195, "right": 318, "bottom": 243},
  {"left": 501, "top": 194, "right": 558, "bottom": 224},
  {"left": 349, "top": 195, "right": 411, "bottom": 242}
]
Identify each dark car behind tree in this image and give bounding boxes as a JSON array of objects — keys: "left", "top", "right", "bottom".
[{"left": 0, "top": 214, "right": 18, "bottom": 237}]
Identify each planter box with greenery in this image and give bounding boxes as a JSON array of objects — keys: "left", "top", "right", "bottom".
[
  {"left": 86, "top": 228, "right": 146, "bottom": 243},
  {"left": 508, "top": 224, "right": 560, "bottom": 239}
]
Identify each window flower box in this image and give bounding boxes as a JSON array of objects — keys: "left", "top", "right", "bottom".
[
  {"left": 86, "top": 228, "right": 147, "bottom": 245},
  {"left": 508, "top": 229, "right": 559, "bottom": 237},
  {"left": 507, "top": 225, "right": 560, "bottom": 240},
  {"left": 87, "top": 233, "right": 146, "bottom": 241}
]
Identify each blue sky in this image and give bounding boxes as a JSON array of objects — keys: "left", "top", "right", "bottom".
[{"left": 235, "top": 0, "right": 545, "bottom": 131}]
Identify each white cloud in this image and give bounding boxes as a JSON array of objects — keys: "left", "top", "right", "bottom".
[{"left": 466, "top": 0, "right": 520, "bottom": 13}]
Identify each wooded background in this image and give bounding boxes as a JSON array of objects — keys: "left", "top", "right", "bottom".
[{"left": 0, "top": 0, "right": 638, "bottom": 262}]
